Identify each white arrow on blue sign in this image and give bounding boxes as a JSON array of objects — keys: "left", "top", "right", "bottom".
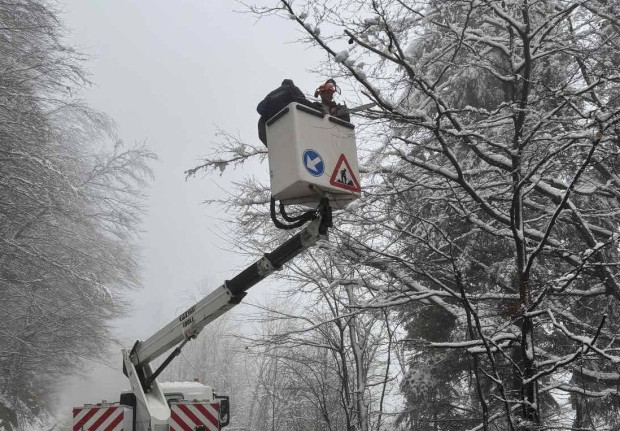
[{"left": 302, "top": 149, "right": 324, "bottom": 177}]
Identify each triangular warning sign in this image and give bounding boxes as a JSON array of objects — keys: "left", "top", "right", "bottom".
[{"left": 329, "top": 154, "right": 361, "bottom": 193}]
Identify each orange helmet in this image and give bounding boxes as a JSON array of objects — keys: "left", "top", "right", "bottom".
[
  {"left": 318, "top": 82, "right": 336, "bottom": 93},
  {"left": 314, "top": 79, "right": 339, "bottom": 97}
]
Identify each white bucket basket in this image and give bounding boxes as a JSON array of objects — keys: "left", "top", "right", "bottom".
[{"left": 266, "top": 102, "right": 360, "bottom": 209}]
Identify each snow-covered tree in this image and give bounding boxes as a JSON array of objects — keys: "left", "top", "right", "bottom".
[
  {"left": 0, "top": 1, "right": 154, "bottom": 427},
  {"left": 244, "top": 258, "right": 401, "bottom": 431},
  {"left": 192, "top": 0, "right": 620, "bottom": 429},
  {"left": 233, "top": 283, "right": 400, "bottom": 431}
]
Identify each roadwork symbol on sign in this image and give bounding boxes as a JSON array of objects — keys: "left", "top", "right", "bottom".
[
  {"left": 302, "top": 149, "right": 324, "bottom": 177},
  {"left": 329, "top": 154, "right": 361, "bottom": 192}
]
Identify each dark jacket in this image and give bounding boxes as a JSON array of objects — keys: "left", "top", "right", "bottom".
[
  {"left": 257, "top": 79, "right": 306, "bottom": 119},
  {"left": 257, "top": 79, "right": 313, "bottom": 146}
]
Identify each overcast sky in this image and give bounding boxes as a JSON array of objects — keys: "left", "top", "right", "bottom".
[{"left": 56, "top": 0, "right": 326, "bottom": 412}]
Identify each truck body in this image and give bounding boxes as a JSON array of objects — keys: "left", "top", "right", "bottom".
[{"left": 72, "top": 382, "right": 226, "bottom": 431}]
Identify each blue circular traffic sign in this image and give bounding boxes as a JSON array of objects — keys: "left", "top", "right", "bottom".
[{"left": 302, "top": 149, "right": 324, "bottom": 177}]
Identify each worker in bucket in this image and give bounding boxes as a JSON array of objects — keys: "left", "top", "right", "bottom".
[
  {"left": 257, "top": 79, "right": 313, "bottom": 146},
  {"left": 314, "top": 79, "right": 351, "bottom": 122}
]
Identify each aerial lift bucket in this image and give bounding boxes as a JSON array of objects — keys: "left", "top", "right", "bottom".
[{"left": 266, "top": 102, "right": 360, "bottom": 209}]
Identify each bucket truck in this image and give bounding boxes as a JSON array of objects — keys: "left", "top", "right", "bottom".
[
  {"left": 72, "top": 200, "right": 332, "bottom": 431},
  {"left": 73, "top": 100, "right": 360, "bottom": 431}
]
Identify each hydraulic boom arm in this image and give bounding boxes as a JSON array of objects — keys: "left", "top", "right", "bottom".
[{"left": 123, "top": 199, "right": 331, "bottom": 394}]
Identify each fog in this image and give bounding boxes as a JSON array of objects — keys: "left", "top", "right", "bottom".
[{"left": 56, "top": 0, "right": 322, "bottom": 414}]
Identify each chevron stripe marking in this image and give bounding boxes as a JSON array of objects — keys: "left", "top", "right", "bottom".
[
  {"left": 177, "top": 404, "right": 204, "bottom": 427},
  {"left": 171, "top": 410, "right": 193, "bottom": 431},
  {"left": 195, "top": 403, "right": 219, "bottom": 430},
  {"left": 104, "top": 410, "right": 124, "bottom": 431},
  {"left": 184, "top": 404, "right": 213, "bottom": 431},
  {"left": 73, "top": 407, "right": 99, "bottom": 431},
  {"left": 89, "top": 407, "right": 116, "bottom": 430},
  {"left": 73, "top": 406, "right": 126, "bottom": 431}
]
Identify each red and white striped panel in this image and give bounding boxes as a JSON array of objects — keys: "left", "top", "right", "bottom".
[
  {"left": 72, "top": 405, "right": 126, "bottom": 431},
  {"left": 170, "top": 402, "right": 220, "bottom": 431}
]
